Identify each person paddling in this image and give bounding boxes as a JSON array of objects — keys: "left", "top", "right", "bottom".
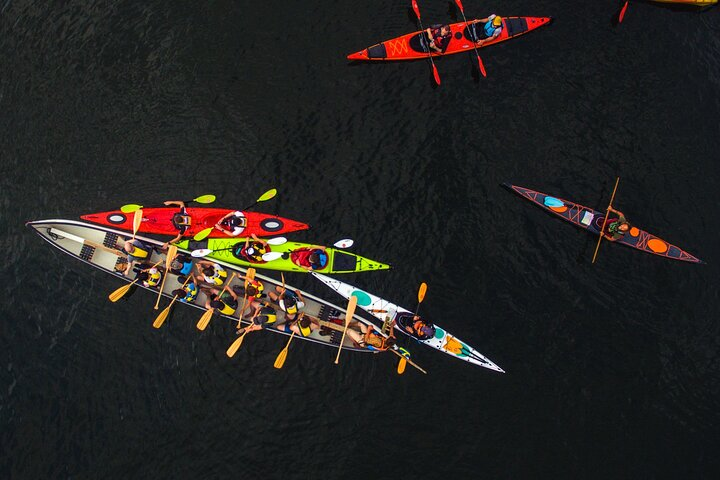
[
  {"left": 172, "top": 273, "right": 198, "bottom": 303},
  {"left": 162, "top": 200, "right": 192, "bottom": 246},
  {"left": 204, "top": 286, "right": 239, "bottom": 315},
  {"left": 290, "top": 245, "right": 328, "bottom": 271},
  {"left": 122, "top": 239, "right": 155, "bottom": 275},
  {"left": 215, "top": 211, "right": 246, "bottom": 237},
  {"left": 396, "top": 313, "right": 436, "bottom": 340},
  {"left": 195, "top": 260, "right": 228, "bottom": 286},
  {"left": 347, "top": 321, "right": 397, "bottom": 351},
  {"left": 425, "top": 24, "right": 452, "bottom": 53},
  {"left": 474, "top": 15, "right": 503, "bottom": 46},
  {"left": 238, "top": 302, "right": 278, "bottom": 334},
  {"left": 169, "top": 252, "right": 194, "bottom": 276},
  {"left": 232, "top": 234, "right": 269, "bottom": 263},
  {"left": 603, "top": 207, "right": 632, "bottom": 241}
]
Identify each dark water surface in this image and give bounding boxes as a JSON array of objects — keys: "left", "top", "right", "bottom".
[{"left": 2, "top": 0, "right": 719, "bottom": 478}]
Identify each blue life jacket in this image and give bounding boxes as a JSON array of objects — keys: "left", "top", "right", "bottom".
[{"left": 484, "top": 22, "right": 501, "bottom": 38}]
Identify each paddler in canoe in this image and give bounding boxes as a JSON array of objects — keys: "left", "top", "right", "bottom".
[
  {"left": 473, "top": 15, "right": 503, "bottom": 46},
  {"left": 237, "top": 302, "right": 279, "bottom": 334},
  {"left": 122, "top": 238, "right": 156, "bottom": 276},
  {"left": 172, "top": 273, "right": 199, "bottom": 304},
  {"left": 346, "top": 321, "right": 397, "bottom": 351},
  {"left": 195, "top": 260, "right": 228, "bottom": 286},
  {"left": 162, "top": 200, "right": 193, "bottom": 247},
  {"left": 603, "top": 207, "right": 633, "bottom": 241}
]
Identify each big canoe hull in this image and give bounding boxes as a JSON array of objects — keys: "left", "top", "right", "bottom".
[
  {"left": 312, "top": 273, "right": 504, "bottom": 372},
  {"left": 177, "top": 238, "right": 391, "bottom": 274},
  {"left": 81, "top": 207, "right": 309, "bottom": 239},
  {"left": 347, "top": 16, "right": 551, "bottom": 61},
  {"left": 505, "top": 184, "right": 703, "bottom": 263},
  {"left": 26, "top": 219, "right": 387, "bottom": 353}
]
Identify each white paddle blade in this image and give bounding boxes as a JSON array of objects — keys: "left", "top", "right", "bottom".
[
  {"left": 266, "top": 236, "right": 287, "bottom": 246},
  {"left": 191, "top": 248, "right": 213, "bottom": 258},
  {"left": 333, "top": 239, "right": 354, "bottom": 249},
  {"left": 261, "top": 251, "right": 284, "bottom": 262}
]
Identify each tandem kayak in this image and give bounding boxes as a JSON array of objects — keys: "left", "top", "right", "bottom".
[
  {"left": 177, "top": 238, "right": 391, "bottom": 274},
  {"left": 505, "top": 184, "right": 704, "bottom": 264},
  {"left": 312, "top": 273, "right": 504, "bottom": 372},
  {"left": 347, "top": 16, "right": 551, "bottom": 61},
  {"left": 26, "top": 219, "right": 395, "bottom": 356},
  {"left": 81, "top": 207, "right": 309, "bottom": 239}
]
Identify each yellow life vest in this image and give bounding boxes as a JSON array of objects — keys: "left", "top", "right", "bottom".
[
  {"left": 131, "top": 244, "right": 150, "bottom": 259},
  {"left": 216, "top": 300, "right": 236, "bottom": 316},
  {"left": 146, "top": 269, "right": 162, "bottom": 287},
  {"left": 205, "top": 266, "right": 228, "bottom": 286}
]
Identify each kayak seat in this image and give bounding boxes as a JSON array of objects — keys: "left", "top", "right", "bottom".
[
  {"left": 409, "top": 33, "right": 430, "bottom": 53},
  {"left": 367, "top": 43, "right": 387, "bottom": 59},
  {"left": 463, "top": 23, "right": 482, "bottom": 42},
  {"left": 505, "top": 17, "right": 528, "bottom": 37},
  {"left": 187, "top": 240, "right": 209, "bottom": 250}
]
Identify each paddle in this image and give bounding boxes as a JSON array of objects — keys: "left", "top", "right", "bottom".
[
  {"left": 237, "top": 267, "right": 256, "bottom": 322},
  {"left": 226, "top": 322, "right": 253, "bottom": 358},
  {"left": 190, "top": 236, "right": 288, "bottom": 258},
  {"left": 454, "top": 0, "right": 487, "bottom": 77},
  {"left": 414, "top": 282, "right": 428, "bottom": 316},
  {"left": 333, "top": 295, "right": 359, "bottom": 365},
  {"left": 121, "top": 194, "right": 216, "bottom": 214},
  {"left": 389, "top": 347, "right": 428, "bottom": 374},
  {"left": 273, "top": 331, "right": 296, "bottom": 369},
  {"left": 261, "top": 239, "right": 355, "bottom": 262},
  {"left": 131, "top": 209, "right": 143, "bottom": 240},
  {"left": 240, "top": 188, "right": 277, "bottom": 211},
  {"left": 192, "top": 189, "right": 279, "bottom": 241},
  {"left": 152, "top": 275, "right": 192, "bottom": 329},
  {"left": 591, "top": 177, "right": 620, "bottom": 264},
  {"left": 108, "top": 259, "right": 163, "bottom": 302},
  {"left": 196, "top": 272, "right": 237, "bottom": 331},
  {"left": 411, "top": 0, "right": 441, "bottom": 85},
  {"left": 153, "top": 245, "right": 177, "bottom": 310},
  {"left": 618, "top": 2, "right": 629, "bottom": 23}
]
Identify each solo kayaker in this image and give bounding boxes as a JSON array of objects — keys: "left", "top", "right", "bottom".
[
  {"left": 425, "top": 24, "right": 452, "bottom": 53},
  {"left": 238, "top": 302, "right": 278, "bottom": 334},
  {"left": 603, "top": 207, "right": 632, "bottom": 241},
  {"left": 396, "top": 313, "right": 436, "bottom": 340},
  {"left": 474, "top": 15, "right": 503, "bottom": 46},
  {"left": 122, "top": 239, "right": 155, "bottom": 275},
  {"left": 195, "top": 260, "right": 228, "bottom": 286},
  {"left": 205, "top": 286, "right": 239, "bottom": 315},
  {"left": 232, "top": 234, "right": 269, "bottom": 263},
  {"left": 291, "top": 245, "right": 328, "bottom": 271},
  {"left": 162, "top": 200, "right": 192, "bottom": 246},
  {"left": 215, "top": 211, "right": 246, "bottom": 237}
]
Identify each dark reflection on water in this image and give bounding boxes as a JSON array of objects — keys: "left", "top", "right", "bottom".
[{"left": 1, "top": 1, "right": 719, "bottom": 478}]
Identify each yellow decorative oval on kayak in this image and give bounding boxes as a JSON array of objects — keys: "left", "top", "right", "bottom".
[
  {"left": 549, "top": 205, "right": 568, "bottom": 213},
  {"left": 630, "top": 227, "right": 639, "bottom": 237},
  {"left": 647, "top": 238, "right": 668, "bottom": 253},
  {"left": 443, "top": 336, "right": 463, "bottom": 355}
]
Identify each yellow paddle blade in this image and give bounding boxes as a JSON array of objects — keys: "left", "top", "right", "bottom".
[
  {"left": 165, "top": 245, "right": 178, "bottom": 268},
  {"left": 153, "top": 305, "right": 171, "bottom": 329},
  {"left": 194, "top": 194, "right": 216, "bottom": 204},
  {"left": 246, "top": 267, "right": 255, "bottom": 280},
  {"left": 334, "top": 295, "right": 359, "bottom": 365},
  {"left": 418, "top": 283, "right": 428, "bottom": 303},
  {"left": 196, "top": 308, "right": 213, "bottom": 331},
  {"left": 108, "top": 281, "right": 136, "bottom": 303},
  {"left": 258, "top": 188, "right": 277, "bottom": 203},
  {"left": 120, "top": 204, "right": 142, "bottom": 213},
  {"left": 226, "top": 333, "right": 246, "bottom": 358},
  {"left": 592, "top": 177, "right": 621, "bottom": 264},
  {"left": 132, "top": 209, "right": 143, "bottom": 237},
  {"left": 397, "top": 357, "right": 407, "bottom": 375},
  {"left": 274, "top": 331, "right": 295, "bottom": 369},
  {"left": 193, "top": 227, "right": 214, "bottom": 241}
]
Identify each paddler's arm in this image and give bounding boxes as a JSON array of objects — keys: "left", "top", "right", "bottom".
[
  {"left": 163, "top": 233, "right": 182, "bottom": 248},
  {"left": 251, "top": 233, "right": 267, "bottom": 246},
  {"left": 163, "top": 200, "right": 186, "bottom": 208}
]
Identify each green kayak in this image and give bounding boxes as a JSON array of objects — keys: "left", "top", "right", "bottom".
[{"left": 176, "top": 238, "right": 390, "bottom": 274}]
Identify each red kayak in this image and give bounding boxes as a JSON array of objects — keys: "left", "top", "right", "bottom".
[
  {"left": 81, "top": 208, "right": 310, "bottom": 239},
  {"left": 347, "top": 16, "right": 551, "bottom": 61}
]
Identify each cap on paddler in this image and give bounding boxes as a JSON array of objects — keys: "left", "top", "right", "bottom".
[{"left": 492, "top": 16, "right": 503, "bottom": 27}]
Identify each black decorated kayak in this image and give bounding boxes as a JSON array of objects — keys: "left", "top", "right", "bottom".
[{"left": 505, "top": 184, "right": 703, "bottom": 264}]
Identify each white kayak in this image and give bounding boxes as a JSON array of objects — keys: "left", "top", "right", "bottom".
[{"left": 312, "top": 273, "right": 504, "bottom": 372}]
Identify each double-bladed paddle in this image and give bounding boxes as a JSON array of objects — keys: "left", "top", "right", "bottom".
[
  {"left": 190, "top": 236, "right": 288, "bottom": 258},
  {"left": 121, "top": 194, "right": 216, "bottom": 214},
  {"left": 192, "top": 189, "right": 278, "bottom": 241},
  {"left": 411, "top": 0, "right": 441, "bottom": 85},
  {"left": 454, "top": 0, "right": 487, "bottom": 77},
  {"left": 592, "top": 177, "right": 620, "bottom": 264}
]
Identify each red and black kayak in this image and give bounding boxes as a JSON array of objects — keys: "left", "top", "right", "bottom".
[
  {"left": 347, "top": 16, "right": 551, "bottom": 61},
  {"left": 81, "top": 208, "right": 310, "bottom": 239},
  {"left": 505, "top": 184, "right": 703, "bottom": 264}
]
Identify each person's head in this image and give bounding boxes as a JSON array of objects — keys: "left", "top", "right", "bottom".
[
  {"left": 170, "top": 259, "right": 183, "bottom": 271},
  {"left": 618, "top": 223, "right": 630, "bottom": 233},
  {"left": 440, "top": 25, "right": 450, "bottom": 36},
  {"left": 246, "top": 285, "right": 258, "bottom": 297},
  {"left": 114, "top": 259, "right": 129, "bottom": 272},
  {"left": 123, "top": 241, "right": 135, "bottom": 253},
  {"left": 246, "top": 246, "right": 256, "bottom": 256},
  {"left": 418, "top": 324, "right": 434, "bottom": 338},
  {"left": 492, "top": 16, "right": 503, "bottom": 27},
  {"left": 210, "top": 300, "right": 223, "bottom": 309},
  {"left": 309, "top": 252, "right": 320, "bottom": 265},
  {"left": 172, "top": 289, "right": 187, "bottom": 299},
  {"left": 385, "top": 336, "right": 397, "bottom": 348},
  {"left": 173, "top": 213, "right": 191, "bottom": 225},
  {"left": 203, "top": 267, "right": 215, "bottom": 276}
]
